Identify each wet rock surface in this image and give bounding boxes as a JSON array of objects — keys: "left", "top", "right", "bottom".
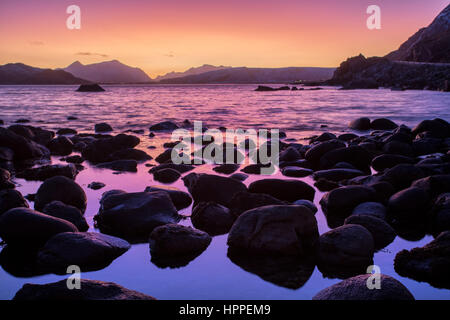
[{"left": 191, "top": 202, "right": 236, "bottom": 236}]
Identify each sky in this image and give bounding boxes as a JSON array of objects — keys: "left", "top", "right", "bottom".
[{"left": 0, "top": 0, "right": 448, "bottom": 78}]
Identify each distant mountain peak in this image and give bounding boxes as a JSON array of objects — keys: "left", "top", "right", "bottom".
[{"left": 155, "top": 64, "right": 233, "bottom": 81}]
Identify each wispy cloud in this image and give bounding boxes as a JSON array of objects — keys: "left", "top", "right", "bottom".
[
  {"left": 164, "top": 52, "right": 175, "bottom": 58},
  {"left": 75, "top": 52, "right": 109, "bottom": 58},
  {"left": 29, "top": 41, "right": 44, "bottom": 46}
]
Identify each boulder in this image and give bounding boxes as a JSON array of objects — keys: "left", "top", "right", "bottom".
[
  {"left": 77, "top": 84, "right": 105, "bottom": 92},
  {"left": 319, "top": 146, "right": 372, "bottom": 172},
  {"left": 388, "top": 186, "right": 431, "bottom": 221},
  {"left": 191, "top": 202, "right": 236, "bottom": 236},
  {"left": 0, "top": 208, "right": 78, "bottom": 247},
  {"left": 149, "top": 163, "right": 195, "bottom": 174},
  {"left": 228, "top": 191, "right": 285, "bottom": 216},
  {"left": 344, "top": 215, "right": 396, "bottom": 250},
  {"left": 317, "top": 224, "right": 374, "bottom": 278},
  {"left": 412, "top": 119, "right": 450, "bottom": 139},
  {"left": 42, "top": 201, "right": 89, "bottom": 232},
  {"left": 395, "top": 231, "right": 450, "bottom": 289},
  {"left": 34, "top": 176, "right": 87, "bottom": 213},
  {"left": 88, "top": 182, "right": 106, "bottom": 190},
  {"left": 0, "top": 147, "right": 14, "bottom": 162},
  {"left": 430, "top": 193, "right": 450, "bottom": 235},
  {"left": 144, "top": 185, "right": 192, "bottom": 210},
  {"left": 382, "top": 141, "right": 413, "bottom": 157},
  {"left": 37, "top": 232, "right": 130, "bottom": 273},
  {"left": 338, "top": 133, "right": 358, "bottom": 141},
  {"left": 281, "top": 167, "right": 313, "bottom": 178},
  {"left": 313, "top": 168, "right": 365, "bottom": 182},
  {"left": 312, "top": 274, "right": 414, "bottom": 300},
  {"left": 94, "top": 191, "right": 180, "bottom": 241},
  {"left": 314, "top": 178, "right": 340, "bottom": 192},
  {"left": 381, "top": 164, "right": 424, "bottom": 190},
  {"left": 149, "top": 121, "right": 179, "bottom": 131},
  {"left": 47, "top": 136, "right": 73, "bottom": 156},
  {"left": 56, "top": 128, "right": 77, "bottom": 135},
  {"left": 96, "top": 160, "right": 137, "bottom": 172},
  {"left": 94, "top": 123, "right": 113, "bottom": 133},
  {"left": 0, "top": 127, "right": 48, "bottom": 160},
  {"left": 0, "top": 168, "right": 15, "bottom": 189},
  {"left": 352, "top": 202, "right": 387, "bottom": 220},
  {"left": 0, "top": 189, "right": 29, "bottom": 216},
  {"left": 320, "top": 186, "right": 377, "bottom": 227},
  {"left": 61, "top": 155, "right": 85, "bottom": 164},
  {"left": 371, "top": 154, "right": 415, "bottom": 172},
  {"left": 16, "top": 164, "right": 77, "bottom": 181},
  {"left": 248, "top": 179, "right": 315, "bottom": 202},
  {"left": 182, "top": 173, "right": 247, "bottom": 206},
  {"left": 153, "top": 168, "right": 180, "bottom": 183},
  {"left": 304, "top": 139, "right": 346, "bottom": 164},
  {"left": 412, "top": 174, "right": 450, "bottom": 198},
  {"left": 149, "top": 224, "right": 211, "bottom": 268},
  {"left": 349, "top": 117, "right": 370, "bottom": 131},
  {"left": 370, "top": 118, "right": 398, "bottom": 130},
  {"left": 13, "top": 279, "right": 155, "bottom": 300},
  {"left": 279, "top": 146, "right": 302, "bottom": 162},
  {"left": 109, "top": 148, "right": 152, "bottom": 161},
  {"left": 293, "top": 199, "right": 318, "bottom": 214},
  {"left": 228, "top": 205, "right": 319, "bottom": 255},
  {"left": 213, "top": 163, "right": 240, "bottom": 175},
  {"left": 81, "top": 134, "right": 140, "bottom": 163}
]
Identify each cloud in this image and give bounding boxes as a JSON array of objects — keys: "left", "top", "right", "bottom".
[
  {"left": 164, "top": 52, "right": 175, "bottom": 58},
  {"left": 29, "top": 41, "right": 44, "bottom": 46},
  {"left": 75, "top": 52, "right": 109, "bottom": 58}
]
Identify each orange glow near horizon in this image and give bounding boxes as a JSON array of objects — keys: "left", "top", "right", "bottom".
[{"left": 0, "top": 0, "right": 448, "bottom": 78}]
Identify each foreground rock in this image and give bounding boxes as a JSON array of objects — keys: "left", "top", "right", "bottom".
[
  {"left": 228, "top": 191, "right": 285, "bottom": 216},
  {"left": 37, "top": 232, "right": 130, "bottom": 274},
  {"left": 42, "top": 201, "right": 89, "bottom": 232},
  {"left": 77, "top": 84, "right": 105, "bottom": 92},
  {"left": 13, "top": 279, "right": 155, "bottom": 300},
  {"left": 16, "top": 164, "right": 77, "bottom": 181},
  {"left": 35, "top": 176, "right": 87, "bottom": 213},
  {"left": 149, "top": 121, "right": 179, "bottom": 131},
  {"left": 313, "top": 274, "right": 414, "bottom": 300},
  {"left": 317, "top": 224, "right": 374, "bottom": 278},
  {"left": 0, "top": 208, "right": 78, "bottom": 248},
  {"left": 348, "top": 117, "right": 370, "bottom": 131},
  {"left": 94, "top": 191, "right": 180, "bottom": 242},
  {"left": 81, "top": 134, "right": 140, "bottom": 163},
  {"left": 344, "top": 215, "right": 396, "bottom": 250},
  {"left": 0, "top": 168, "right": 14, "bottom": 189},
  {"left": 182, "top": 173, "right": 247, "bottom": 206},
  {"left": 153, "top": 168, "right": 181, "bottom": 183},
  {"left": 149, "top": 224, "right": 211, "bottom": 268},
  {"left": 0, "top": 127, "right": 49, "bottom": 161},
  {"left": 191, "top": 202, "right": 236, "bottom": 236},
  {"left": 96, "top": 160, "right": 138, "bottom": 172},
  {"left": 145, "top": 185, "right": 192, "bottom": 210},
  {"left": 248, "top": 179, "right": 315, "bottom": 202},
  {"left": 394, "top": 231, "right": 450, "bottom": 289},
  {"left": 88, "top": 182, "right": 106, "bottom": 190},
  {"left": 94, "top": 123, "right": 113, "bottom": 133},
  {"left": 0, "top": 189, "right": 29, "bottom": 216},
  {"left": 228, "top": 205, "right": 319, "bottom": 255}
]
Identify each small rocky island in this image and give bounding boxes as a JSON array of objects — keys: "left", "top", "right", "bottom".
[{"left": 76, "top": 84, "right": 105, "bottom": 92}]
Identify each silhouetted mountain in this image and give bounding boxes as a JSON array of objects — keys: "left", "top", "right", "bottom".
[
  {"left": 155, "top": 64, "right": 232, "bottom": 81},
  {"left": 158, "top": 67, "right": 335, "bottom": 84},
  {"left": 64, "top": 60, "right": 151, "bottom": 83},
  {"left": 0, "top": 63, "right": 88, "bottom": 85},
  {"left": 386, "top": 4, "right": 450, "bottom": 63}
]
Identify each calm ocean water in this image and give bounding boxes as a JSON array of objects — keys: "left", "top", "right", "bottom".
[{"left": 0, "top": 85, "right": 449, "bottom": 300}]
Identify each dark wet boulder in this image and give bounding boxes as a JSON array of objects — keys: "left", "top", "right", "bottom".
[
  {"left": 281, "top": 166, "right": 313, "bottom": 178},
  {"left": 368, "top": 181, "right": 396, "bottom": 203},
  {"left": 310, "top": 132, "right": 337, "bottom": 143},
  {"left": 317, "top": 224, "right": 374, "bottom": 278},
  {"left": 412, "top": 138, "right": 441, "bottom": 156},
  {"left": 149, "top": 224, "right": 211, "bottom": 268},
  {"left": 279, "top": 146, "right": 302, "bottom": 162},
  {"left": 228, "top": 205, "right": 319, "bottom": 256},
  {"left": 388, "top": 186, "right": 430, "bottom": 221},
  {"left": 371, "top": 154, "right": 415, "bottom": 172},
  {"left": 241, "top": 163, "right": 275, "bottom": 175},
  {"left": 152, "top": 168, "right": 180, "bottom": 184},
  {"left": 61, "top": 155, "right": 85, "bottom": 164},
  {"left": 313, "top": 168, "right": 365, "bottom": 182},
  {"left": 320, "top": 146, "right": 372, "bottom": 172},
  {"left": 338, "top": 133, "right": 358, "bottom": 141},
  {"left": 0, "top": 128, "right": 48, "bottom": 160},
  {"left": 155, "top": 148, "right": 174, "bottom": 164},
  {"left": 149, "top": 163, "right": 195, "bottom": 174},
  {"left": 382, "top": 132, "right": 412, "bottom": 145},
  {"left": 96, "top": 160, "right": 138, "bottom": 172},
  {"left": 412, "top": 174, "right": 450, "bottom": 198},
  {"left": 352, "top": 202, "right": 387, "bottom": 220},
  {"left": 0, "top": 147, "right": 14, "bottom": 162},
  {"left": 248, "top": 179, "right": 315, "bottom": 202},
  {"left": 370, "top": 118, "right": 398, "bottom": 130},
  {"left": 412, "top": 119, "right": 450, "bottom": 139},
  {"left": 0, "top": 189, "right": 29, "bottom": 216},
  {"left": 0, "top": 168, "right": 15, "bottom": 189},
  {"left": 382, "top": 141, "right": 413, "bottom": 157},
  {"left": 304, "top": 139, "right": 346, "bottom": 164},
  {"left": 94, "top": 191, "right": 180, "bottom": 241},
  {"left": 182, "top": 173, "right": 247, "bottom": 206},
  {"left": 35, "top": 176, "right": 87, "bottom": 213},
  {"left": 349, "top": 117, "right": 370, "bottom": 131},
  {"left": 88, "top": 182, "right": 106, "bottom": 190},
  {"left": 314, "top": 178, "right": 340, "bottom": 192},
  {"left": 320, "top": 186, "right": 377, "bottom": 227},
  {"left": 313, "top": 274, "right": 414, "bottom": 300},
  {"left": 16, "top": 164, "right": 77, "bottom": 181},
  {"left": 149, "top": 121, "right": 179, "bottom": 131},
  {"left": 144, "top": 185, "right": 192, "bottom": 210},
  {"left": 42, "top": 201, "right": 88, "bottom": 232},
  {"left": 37, "top": 232, "right": 130, "bottom": 274},
  {"left": 213, "top": 163, "right": 240, "bottom": 175},
  {"left": 0, "top": 208, "right": 78, "bottom": 247},
  {"left": 293, "top": 199, "right": 318, "bottom": 214},
  {"left": 56, "top": 128, "right": 77, "bottom": 135},
  {"left": 228, "top": 191, "right": 285, "bottom": 216},
  {"left": 430, "top": 193, "right": 450, "bottom": 235},
  {"left": 94, "top": 123, "right": 113, "bottom": 133},
  {"left": 13, "top": 279, "right": 155, "bottom": 300},
  {"left": 191, "top": 202, "right": 236, "bottom": 236},
  {"left": 395, "top": 231, "right": 450, "bottom": 289},
  {"left": 47, "top": 136, "right": 73, "bottom": 156},
  {"left": 109, "top": 148, "right": 152, "bottom": 161},
  {"left": 381, "top": 164, "right": 424, "bottom": 190},
  {"left": 81, "top": 134, "right": 140, "bottom": 163},
  {"left": 230, "top": 172, "right": 248, "bottom": 181},
  {"left": 77, "top": 84, "right": 105, "bottom": 92},
  {"left": 344, "top": 215, "right": 396, "bottom": 250}
]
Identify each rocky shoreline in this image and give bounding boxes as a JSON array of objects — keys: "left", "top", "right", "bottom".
[{"left": 1, "top": 117, "right": 450, "bottom": 300}]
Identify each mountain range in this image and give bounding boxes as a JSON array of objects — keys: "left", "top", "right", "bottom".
[{"left": 155, "top": 64, "right": 232, "bottom": 81}]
